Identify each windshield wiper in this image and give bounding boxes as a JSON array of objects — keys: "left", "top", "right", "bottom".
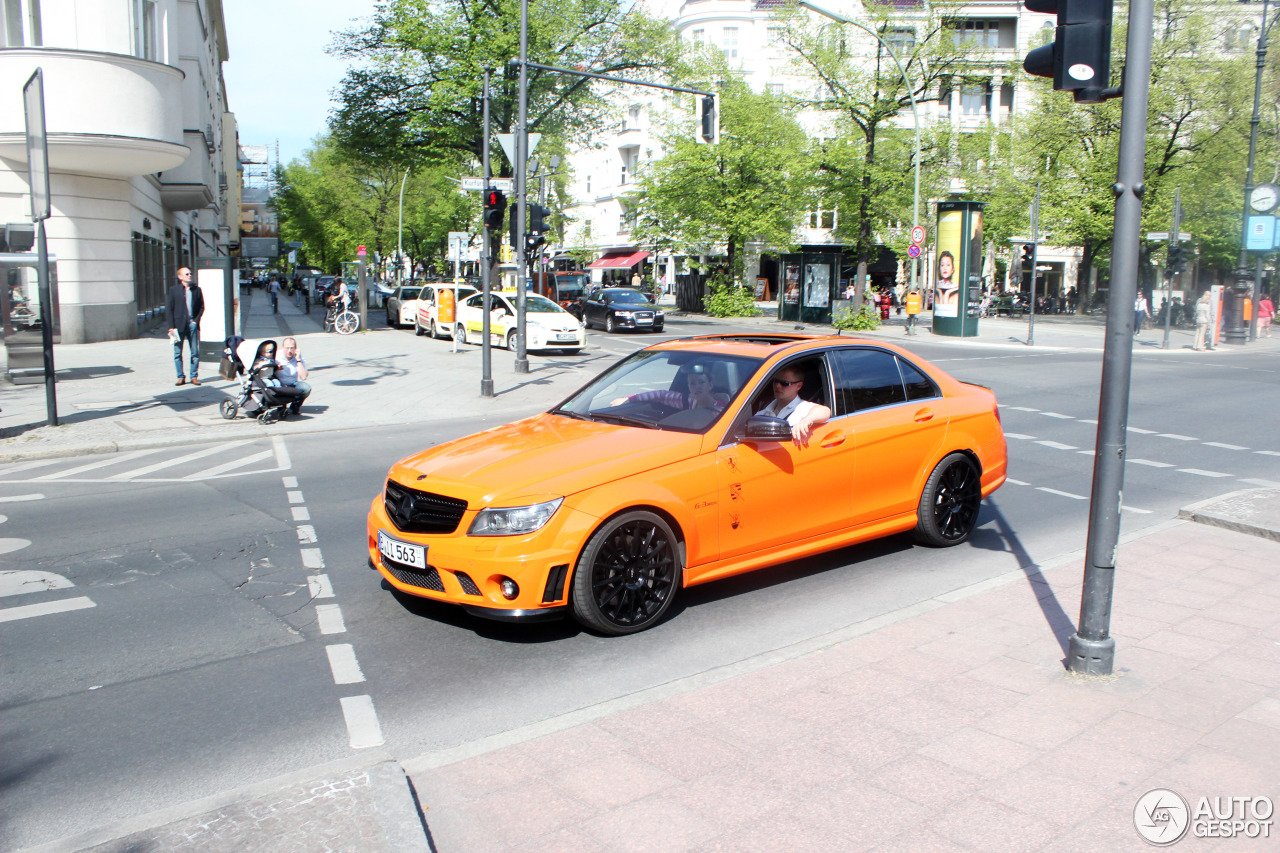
[
  {"left": 551, "top": 408, "right": 590, "bottom": 421},
  {"left": 589, "top": 411, "right": 660, "bottom": 429}
]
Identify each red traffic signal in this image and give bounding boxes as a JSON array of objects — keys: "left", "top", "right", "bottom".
[{"left": 483, "top": 188, "right": 507, "bottom": 230}]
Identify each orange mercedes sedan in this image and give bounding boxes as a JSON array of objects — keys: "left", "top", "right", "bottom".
[{"left": 368, "top": 334, "right": 1007, "bottom": 635}]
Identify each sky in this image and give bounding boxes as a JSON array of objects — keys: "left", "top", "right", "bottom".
[{"left": 221, "top": 0, "right": 377, "bottom": 169}]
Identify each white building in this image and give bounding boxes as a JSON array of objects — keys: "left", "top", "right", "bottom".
[{"left": 0, "top": 0, "right": 238, "bottom": 344}]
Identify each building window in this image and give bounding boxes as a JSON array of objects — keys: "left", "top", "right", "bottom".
[
  {"left": 955, "top": 19, "right": 1001, "bottom": 49},
  {"left": 132, "top": 232, "right": 174, "bottom": 322},
  {"left": 623, "top": 105, "right": 642, "bottom": 131},
  {"left": 586, "top": 175, "right": 591, "bottom": 195},
  {"left": 620, "top": 206, "right": 637, "bottom": 234},
  {"left": 134, "top": 0, "right": 158, "bottom": 60},
  {"left": 961, "top": 81, "right": 992, "bottom": 116},
  {"left": 722, "top": 26, "right": 738, "bottom": 59},
  {"left": 884, "top": 27, "right": 915, "bottom": 55},
  {"left": 691, "top": 28, "right": 704, "bottom": 44},
  {"left": 1, "top": 0, "right": 41, "bottom": 46},
  {"left": 809, "top": 208, "right": 836, "bottom": 229},
  {"left": 767, "top": 82, "right": 785, "bottom": 97},
  {"left": 620, "top": 147, "right": 638, "bottom": 185},
  {"left": 767, "top": 25, "right": 784, "bottom": 46}
]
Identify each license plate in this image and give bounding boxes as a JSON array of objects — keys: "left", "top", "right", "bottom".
[
  {"left": 556, "top": 333, "right": 577, "bottom": 341},
  {"left": 636, "top": 317, "right": 653, "bottom": 325},
  {"left": 379, "top": 530, "right": 426, "bottom": 569}
]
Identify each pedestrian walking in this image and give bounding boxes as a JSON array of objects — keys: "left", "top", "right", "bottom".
[
  {"left": 293, "top": 275, "right": 303, "bottom": 308},
  {"left": 1193, "top": 290, "right": 1212, "bottom": 351},
  {"left": 1133, "top": 292, "right": 1149, "bottom": 336},
  {"left": 1258, "top": 293, "right": 1274, "bottom": 338},
  {"left": 268, "top": 276, "right": 281, "bottom": 313},
  {"left": 166, "top": 266, "right": 204, "bottom": 386}
]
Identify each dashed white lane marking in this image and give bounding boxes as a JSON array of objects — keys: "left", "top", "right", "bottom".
[
  {"left": 1127, "top": 427, "right": 1157, "bottom": 434},
  {"left": 1006, "top": 478, "right": 1031, "bottom": 486},
  {"left": 0, "top": 493, "right": 43, "bottom": 502},
  {"left": 1131, "top": 458, "right": 1175, "bottom": 468},
  {"left": 297, "top": 525, "right": 318, "bottom": 545},
  {"left": 1256, "top": 450, "right": 1280, "bottom": 457},
  {"left": 1040, "top": 412, "right": 1074, "bottom": 419},
  {"left": 308, "top": 574, "right": 335, "bottom": 599},
  {"left": 283, "top": 476, "right": 298, "bottom": 488},
  {"left": 316, "top": 603, "right": 346, "bottom": 635},
  {"left": 287, "top": 490, "right": 304, "bottom": 504},
  {"left": 1121, "top": 505, "right": 1153, "bottom": 514},
  {"left": 272, "top": 436, "right": 291, "bottom": 471},
  {"left": 1178, "top": 468, "right": 1233, "bottom": 478},
  {"left": 1204, "top": 442, "right": 1248, "bottom": 451},
  {"left": 1036, "top": 440, "right": 1078, "bottom": 450},
  {"left": 339, "top": 695, "right": 385, "bottom": 748},
  {"left": 35, "top": 448, "right": 164, "bottom": 480},
  {"left": 1007, "top": 406, "right": 1040, "bottom": 412},
  {"left": 301, "top": 548, "right": 325, "bottom": 569},
  {"left": 0, "top": 570, "right": 72, "bottom": 596},
  {"left": 0, "top": 515, "right": 6, "bottom": 523},
  {"left": 326, "top": 644, "right": 367, "bottom": 684},
  {"left": 291, "top": 506, "right": 310, "bottom": 521},
  {"left": 1004, "top": 433, "right": 1035, "bottom": 440},
  {"left": 1240, "top": 478, "right": 1280, "bottom": 488},
  {"left": 1078, "top": 450, "right": 1096, "bottom": 456},
  {"left": 1080, "top": 419, "right": 1098, "bottom": 425},
  {"left": 185, "top": 449, "right": 274, "bottom": 480},
  {"left": 108, "top": 441, "right": 253, "bottom": 481},
  {"left": 0, "top": 538, "right": 32, "bottom": 555},
  {"left": 0, "top": 597, "right": 96, "bottom": 623},
  {"left": 1037, "top": 487, "right": 1088, "bottom": 500},
  {"left": 1158, "top": 433, "right": 1199, "bottom": 441}
]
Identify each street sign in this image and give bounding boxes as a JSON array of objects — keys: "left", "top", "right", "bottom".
[
  {"left": 1145, "top": 231, "right": 1191, "bottom": 242},
  {"left": 910, "top": 225, "right": 926, "bottom": 245},
  {"left": 461, "top": 177, "right": 514, "bottom": 192},
  {"left": 1246, "top": 216, "right": 1275, "bottom": 251},
  {"left": 447, "top": 231, "right": 467, "bottom": 262},
  {"left": 907, "top": 244, "right": 922, "bottom": 258}
]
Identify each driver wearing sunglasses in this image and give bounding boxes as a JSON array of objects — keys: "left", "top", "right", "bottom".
[{"left": 757, "top": 365, "right": 831, "bottom": 447}]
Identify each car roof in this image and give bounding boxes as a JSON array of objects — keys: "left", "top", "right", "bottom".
[{"left": 641, "top": 333, "right": 911, "bottom": 360}]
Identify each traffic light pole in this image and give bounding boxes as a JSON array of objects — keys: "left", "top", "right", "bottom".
[
  {"left": 1162, "top": 186, "right": 1181, "bottom": 350},
  {"left": 1028, "top": 183, "right": 1040, "bottom": 347},
  {"left": 481, "top": 68, "right": 495, "bottom": 397},
  {"left": 513, "top": 0, "right": 531, "bottom": 374},
  {"left": 1068, "top": 0, "right": 1154, "bottom": 676}
]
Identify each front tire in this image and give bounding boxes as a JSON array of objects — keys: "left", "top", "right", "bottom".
[
  {"left": 429, "top": 320, "right": 439, "bottom": 339},
  {"left": 506, "top": 329, "right": 517, "bottom": 351},
  {"left": 454, "top": 323, "right": 467, "bottom": 346},
  {"left": 571, "top": 511, "right": 681, "bottom": 635},
  {"left": 605, "top": 314, "right": 617, "bottom": 334},
  {"left": 414, "top": 317, "right": 425, "bottom": 336},
  {"left": 914, "top": 453, "right": 982, "bottom": 546},
  {"left": 335, "top": 311, "right": 358, "bottom": 335},
  {"left": 219, "top": 399, "right": 238, "bottom": 420}
]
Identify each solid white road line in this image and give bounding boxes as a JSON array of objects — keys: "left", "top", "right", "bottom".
[
  {"left": 184, "top": 449, "right": 274, "bottom": 480},
  {"left": 1036, "top": 487, "right": 1088, "bottom": 500},
  {"left": 1203, "top": 442, "right": 1248, "bottom": 451},
  {"left": 35, "top": 449, "right": 164, "bottom": 480},
  {"left": 1177, "top": 468, "right": 1232, "bottom": 478},
  {"left": 296, "top": 525, "right": 317, "bottom": 545},
  {"left": 1035, "top": 440, "right": 1078, "bottom": 450},
  {"left": 1130, "top": 459, "right": 1174, "bottom": 468},
  {"left": 339, "top": 695, "right": 385, "bottom": 749},
  {"left": 326, "top": 644, "right": 366, "bottom": 685},
  {"left": 316, "top": 603, "right": 346, "bottom": 634},
  {"left": 1158, "top": 433, "right": 1199, "bottom": 441},
  {"left": 287, "top": 490, "right": 304, "bottom": 504},
  {"left": 291, "top": 507, "right": 310, "bottom": 521},
  {"left": 0, "top": 493, "right": 44, "bottom": 502},
  {"left": 0, "top": 597, "right": 96, "bottom": 623},
  {"left": 0, "top": 570, "right": 73, "bottom": 597},
  {"left": 301, "top": 548, "right": 324, "bottom": 569},
  {"left": 308, "top": 574, "right": 335, "bottom": 599},
  {"left": 272, "top": 436, "right": 291, "bottom": 472},
  {"left": 108, "top": 441, "right": 253, "bottom": 480}
]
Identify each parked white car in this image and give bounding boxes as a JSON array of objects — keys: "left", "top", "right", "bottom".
[
  {"left": 385, "top": 284, "right": 424, "bottom": 328},
  {"left": 414, "top": 283, "right": 478, "bottom": 339}
]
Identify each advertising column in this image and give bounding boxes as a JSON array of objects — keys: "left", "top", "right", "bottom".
[{"left": 933, "top": 201, "right": 984, "bottom": 337}]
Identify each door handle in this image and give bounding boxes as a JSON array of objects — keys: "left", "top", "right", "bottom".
[
  {"left": 820, "top": 434, "right": 846, "bottom": 448},
  {"left": 914, "top": 409, "right": 934, "bottom": 423}
]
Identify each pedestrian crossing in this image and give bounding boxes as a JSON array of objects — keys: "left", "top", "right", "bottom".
[{"left": 0, "top": 437, "right": 289, "bottom": 484}]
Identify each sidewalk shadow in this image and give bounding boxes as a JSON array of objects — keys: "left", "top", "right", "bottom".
[
  {"left": 321, "top": 355, "right": 409, "bottom": 386},
  {"left": 0, "top": 391, "right": 224, "bottom": 439},
  {"left": 968, "top": 499, "right": 1075, "bottom": 663},
  {"left": 55, "top": 365, "right": 134, "bottom": 381}
]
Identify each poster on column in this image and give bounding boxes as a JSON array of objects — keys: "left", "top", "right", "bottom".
[
  {"left": 933, "top": 210, "right": 962, "bottom": 318},
  {"left": 803, "top": 263, "right": 829, "bottom": 308}
]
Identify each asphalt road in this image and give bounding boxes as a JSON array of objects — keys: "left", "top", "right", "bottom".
[{"left": 2, "top": 325, "right": 1278, "bottom": 850}]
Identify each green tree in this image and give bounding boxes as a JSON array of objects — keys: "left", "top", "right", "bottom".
[{"left": 631, "top": 79, "right": 814, "bottom": 282}]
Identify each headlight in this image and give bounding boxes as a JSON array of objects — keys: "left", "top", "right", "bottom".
[
  {"left": 468, "top": 497, "right": 564, "bottom": 536},
  {"left": 615, "top": 310, "right": 634, "bottom": 318},
  {"left": 655, "top": 311, "right": 665, "bottom": 318}
]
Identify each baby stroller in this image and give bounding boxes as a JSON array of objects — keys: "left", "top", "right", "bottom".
[{"left": 219, "top": 338, "right": 305, "bottom": 424}]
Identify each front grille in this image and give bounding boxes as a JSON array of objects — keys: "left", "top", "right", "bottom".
[
  {"left": 455, "top": 571, "right": 482, "bottom": 596},
  {"left": 635, "top": 311, "right": 654, "bottom": 320},
  {"left": 384, "top": 559, "right": 445, "bottom": 592},
  {"left": 385, "top": 480, "right": 467, "bottom": 534}
]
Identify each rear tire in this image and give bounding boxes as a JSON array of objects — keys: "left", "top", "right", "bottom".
[
  {"left": 414, "top": 318, "right": 425, "bottom": 336},
  {"left": 429, "top": 320, "right": 439, "bottom": 339},
  {"left": 506, "top": 329, "right": 517, "bottom": 350},
  {"left": 571, "top": 511, "right": 681, "bottom": 635},
  {"left": 455, "top": 323, "right": 467, "bottom": 346},
  {"left": 913, "top": 453, "right": 982, "bottom": 546}
]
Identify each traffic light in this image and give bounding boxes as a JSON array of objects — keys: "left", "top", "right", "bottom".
[
  {"left": 1021, "top": 244, "right": 1035, "bottom": 268},
  {"left": 696, "top": 94, "right": 719, "bottom": 144},
  {"left": 1168, "top": 244, "right": 1187, "bottom": 273},
  {"left": 1023, "top": 0, "right": 1114, "bottom": 104},
  {"left": 526, "top": 233, "right": 546, "bottom": 256},
  {"left": 528, "top": 204, "right": 550, "bottom": 235},
  {"left": 482, "top": 188, "right": 506, "bottom": 230}
]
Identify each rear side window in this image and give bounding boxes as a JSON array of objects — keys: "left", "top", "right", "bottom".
[
  {"left": 899, "top": 358, "right": 940, "bottom": 401},
  {"left": 830, "top": 349, "right": 907, "bottom": 415}
]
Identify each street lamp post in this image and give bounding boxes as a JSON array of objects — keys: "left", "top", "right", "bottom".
[
  {"left": 1229, "top": 0, "right": 1271, "bottom": 344},
  {"left": 797, "top": 0, "right": 921, "bottom": 297},
  {"left": 396, "top": 167, "right": 409, "bottom": 284}
]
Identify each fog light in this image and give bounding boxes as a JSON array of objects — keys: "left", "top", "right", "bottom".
[{"left": 500, "top": 578, "right": 519, "bottom": 600}]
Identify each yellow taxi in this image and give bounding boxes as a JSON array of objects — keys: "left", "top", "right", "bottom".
[{"left": 453, "top": 290, "right": 585, "bottom": 354}]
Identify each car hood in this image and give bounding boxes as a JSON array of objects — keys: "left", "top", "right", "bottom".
[{"left": 389, "top": 413, "right": 702, "bottom": 507}]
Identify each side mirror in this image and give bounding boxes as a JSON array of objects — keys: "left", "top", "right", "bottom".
[{"left": 738, "top": 415, "right": 791, "bottom": 443}]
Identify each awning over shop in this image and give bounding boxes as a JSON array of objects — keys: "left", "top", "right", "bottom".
[{"left": 587, "top": 250, "right": 650, "bottom": 270}]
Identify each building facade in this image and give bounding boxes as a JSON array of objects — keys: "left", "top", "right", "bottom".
[{"left": 0, "top": 0, "right": 237, "bottom": 344}]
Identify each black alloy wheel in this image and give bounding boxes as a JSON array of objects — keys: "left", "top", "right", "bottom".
[
  {"left": 571, "top": 511, "right": 681, "bottom": 635},
  {"left": 913, "top": 452, "right": 982, "bottom": 546}
]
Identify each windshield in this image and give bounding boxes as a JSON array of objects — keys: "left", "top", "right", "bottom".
[
  {"left": 608, "top": 290, "right": 651, "bottom": 306},
  {"left": 553, "top": 350, "right": 763, "bottom": 434},
  {"left": 526, "top": 294, "right": 564, "bottom": 313},
  {"left": 400, "top": 288, "right": 422, "bottom": 300}
]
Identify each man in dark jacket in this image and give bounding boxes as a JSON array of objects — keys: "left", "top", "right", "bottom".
[{"left": 166, "top": 267, "right": 205, "bottom": 385}]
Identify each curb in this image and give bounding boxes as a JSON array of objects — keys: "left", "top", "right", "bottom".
[{"left": 1177, "top": 487, "right": 1280, "bottom": 542}]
